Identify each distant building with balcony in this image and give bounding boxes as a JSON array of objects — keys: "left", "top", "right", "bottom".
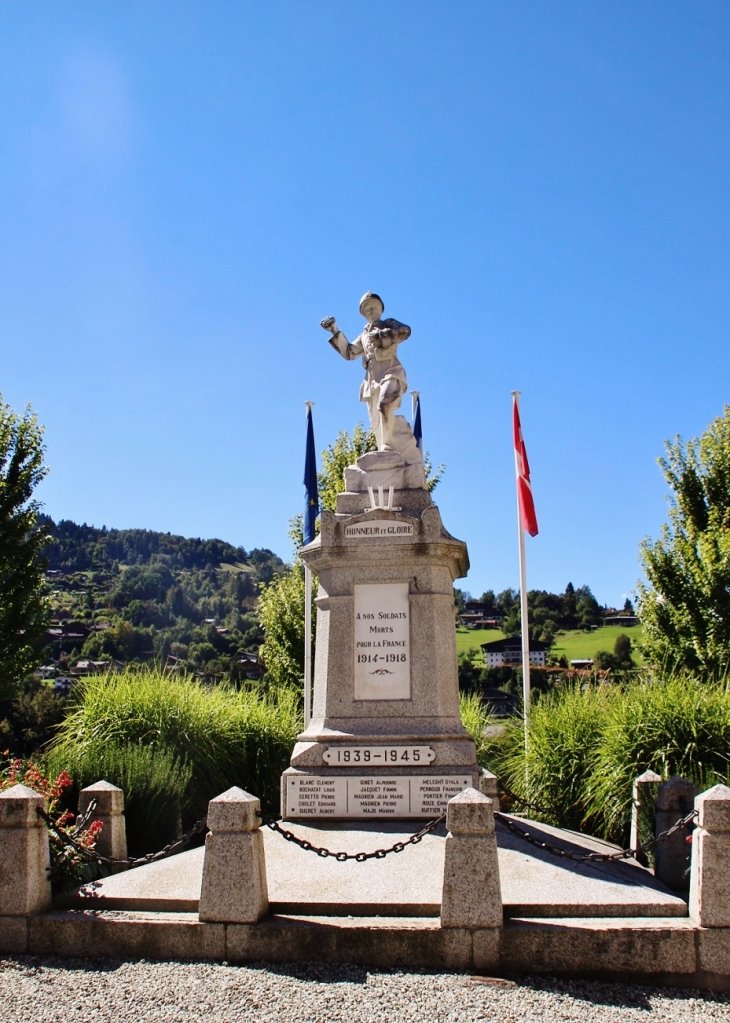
[{"left": 480, "top": 636, "right": 548, "bottom": 668}]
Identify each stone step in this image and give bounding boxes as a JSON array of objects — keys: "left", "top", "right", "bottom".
[{"left": 1, "top": 910, "right": 714, "bottom": 987}]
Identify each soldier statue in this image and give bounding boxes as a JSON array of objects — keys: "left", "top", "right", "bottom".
[{"left": 321, "top": 292, "right": 421, "bottom": 464}]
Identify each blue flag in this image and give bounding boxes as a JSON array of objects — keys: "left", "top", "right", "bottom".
[
  {"left": 303, "top": 405, "right": 319, "bottom": 545},
  {"left": 413, "top": 395, "right": 423, "bottom": 453}
]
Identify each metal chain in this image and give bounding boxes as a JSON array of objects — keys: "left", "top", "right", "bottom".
[
  {"left": 264, "top": 813, "right": 446, "bottom": 861},
  {"left": 70, "top": 797, "right": 99, "bottom": 837},
  {"left": 40, "top": 804, "right": 445, "bottom": 868},
  {"left": 38, "top": 807, "right": 208, "bottom": 869},
  {"left": 494, "top": 807, "right": 698, "bottom": 864}
]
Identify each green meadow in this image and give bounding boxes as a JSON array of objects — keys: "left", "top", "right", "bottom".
[
  {"left": 455, "top": 626, "right": 505, "bottom": 656},
  {"left": 551, "top": 625, "right": 644, "bottom": 663}
]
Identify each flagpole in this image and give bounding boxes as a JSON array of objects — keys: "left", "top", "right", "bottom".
[
  {"left": 304, "top": 565, "right": 312, "bottom": 729},
  {"left": 511, "top": 391, "right": 532, "bottom": 736},
  {"left": 411, "top": 390, "right": 420, "bottom": 423},
  {"left": 304, "top": 401, "right": 314, "bottom": 729}
]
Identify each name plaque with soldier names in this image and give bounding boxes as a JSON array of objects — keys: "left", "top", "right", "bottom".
[{"left": 284, "top": 774, "right": 472, "bottom": 818}]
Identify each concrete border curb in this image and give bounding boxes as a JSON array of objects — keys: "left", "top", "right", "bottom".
[{"left": 2, "top": 910, "right": 729, "bottom": 990}]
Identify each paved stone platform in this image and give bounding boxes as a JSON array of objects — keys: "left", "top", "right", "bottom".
[{"left": 59, "top": 815, "right": 687, "bottom": 919}]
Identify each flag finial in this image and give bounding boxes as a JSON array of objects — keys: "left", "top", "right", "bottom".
[{"left": 303, "top": 403, "right": 319, "bottom": 546}]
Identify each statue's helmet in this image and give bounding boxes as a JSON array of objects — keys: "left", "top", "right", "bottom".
[{"left": 359, "top": 291, "right": 384, "bottom": 316}]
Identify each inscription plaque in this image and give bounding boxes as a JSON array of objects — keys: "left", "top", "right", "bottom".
[
  {"left": 285, "top": 775, "right": 472, "bottom": 818},
  {"left": 345, "top": 520, "right": 414, "bottom": 539},
  {"left": 354, "top": 582, "right": 410, "bottom": 700},
  {"left": 322, "top": 745, "right": 436, "bottom": 766}
]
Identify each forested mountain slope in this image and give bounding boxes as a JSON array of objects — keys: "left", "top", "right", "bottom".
[{"left": 38, "top": 515, "right": 285, "bottom": 680}]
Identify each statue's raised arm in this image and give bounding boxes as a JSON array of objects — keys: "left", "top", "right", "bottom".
[{"left": 321, "top": 292, "right": 420, "bottom": 465}]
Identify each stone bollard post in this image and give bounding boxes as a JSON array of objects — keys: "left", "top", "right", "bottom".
[
  {"left": 689, "top": 783, "right": 730, "bottom": 927},
  {"left": 79, "top": 780, "right": 127, "bottom": 866},
  {"left": 0, "top": 784, "right": 52, "bottom": 915},
  {"left": 478, "top": 769, "right": 499, "bottom": 805},
  {"left": 630, "top": 769, "right": 661, "bottom": 865},
  {"left": 199, "top": 786, "right": 268, "bottom": 924},
  {"left": 655, "top": 776, "right": 698, "bottom": 891},
  {"left": 441, "top": 787, "right": 502, "bottom": 928}
]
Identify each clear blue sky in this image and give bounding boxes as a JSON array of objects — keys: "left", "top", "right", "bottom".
[{"left": 2, "top": 2, "right": 729, "bottom": 607}]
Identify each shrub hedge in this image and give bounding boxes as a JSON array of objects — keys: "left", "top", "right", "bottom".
[
  {"left": 462, "top": 670, "right": 730, "bottom": 843},
  {"left": 45, "top": 670, "right": 301, "bottom": 854}
]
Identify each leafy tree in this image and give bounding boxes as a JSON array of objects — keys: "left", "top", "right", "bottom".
[
  {"left": 318, "top": 423, "right": 377, "bottom": 512},
  {"left": 257, "top": 555, "right": 309, "bottom": 690},
  {"left": 189, "top": 641, "right": 218, "bottom": 666},
  {"left": 479, "top": 590, "right": 498, "bottom": 614},
  {"left": 81, "top": 620, "right": 153, "bottom": 661},
  {"left": 110, "top": 565, "right": 173, "bottom": 607},
  {"left": 497, "top": 588, "right": 519, "bottom": 618},
  {"left": 594, "top": 633, "right": 635, "bottom": 672},
  {"left": 457, "top": 649, "right": 487, "bottom": 691},
  {"left": 623, "top": 597, "right": 634, "bottom": 614},
  {"left": 575, "top": 585, "right": 603, "bottom": 629},
  {"left": 453, "top": 587, "right": 468, "bottom": 621},
  {"left": 639, "top": 406, "right": 730, "bottom": 674},
  {"left": 613, "top": 633, "right": 633, "bottom": 666},
  {"left": 0, "top": 678, "right": 67, "bottom": 757},
  {"left": 0, "top": 397, "right": 50, "bottom": 696},
  {"left": 501, "top": 582, "right": 602, "bottom": 645}
]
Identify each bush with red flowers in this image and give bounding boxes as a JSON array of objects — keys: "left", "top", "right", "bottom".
[{"left": 1, "top": 752, "right": 105, "bottom": 893}]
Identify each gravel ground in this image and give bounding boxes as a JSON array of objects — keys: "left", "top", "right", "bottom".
[{"left": 1, "top": 958, "right": 730, "bottom": 1023}]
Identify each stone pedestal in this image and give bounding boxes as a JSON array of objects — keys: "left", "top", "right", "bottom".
[
  {"left": 441, "top": 787, "right": 502, "bottom": 928},
  {"left": 79, "top": 780, "right": 127, "bottom": 865},
  {"left": 655, "top": 776, "right": 698, "bottom": 891},
  {"left": 282, "top": 452, "right": 480, "bottom": 819},
  {"left": 199, "top": 787, "right": 268, "bottom": 924},
  {"left": 0, "top": 783, "right": 52, "bottom": 916},
  {"left": 630, "top": 769, "right": 661, "bottom": 866},
  {"left": 689, "top": 783, "right": 730, "bottom": 927}
]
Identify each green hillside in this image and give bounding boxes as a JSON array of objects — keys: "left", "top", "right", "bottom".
[
  {"left": 37, "top": 515, "right": 286, "bottom": 679},
  {"left": 457, "top": 623, "right": 643, "bottom": 664},
  {"left": 456, "top": 626, "right": 506, "bottom": 656},
  {"left": 551, "top": 625, "right": 644, "bottom": 663}
]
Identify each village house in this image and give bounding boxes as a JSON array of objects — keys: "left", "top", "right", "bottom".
[
  {"left": 237, "top": 651, "right": 265, "bottom": 681},
  {"left": 71, "top": 659, "right": 124, "bottom": 677},
  {"left": 480, "top": 636, "right": 548, "bottom": 668},
  {"left": 458, "top": 602, "right": 504, "bottom": 629}
]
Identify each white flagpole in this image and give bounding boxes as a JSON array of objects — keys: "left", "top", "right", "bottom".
[
  {"left": 511, "top": 391, "right": 531, "bottom": 736},
  {"left": 304, "top": 565, "right": 312, "bottom": 728},
  {"left": 410, "top": 390, "right": 420, "bottom": 424},
  {"left": 304, "top": 401, "right": 314, "bottom": 729}
]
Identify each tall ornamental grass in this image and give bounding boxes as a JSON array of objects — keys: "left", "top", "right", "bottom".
[
  {"left": 45, "top": 670, "right": 301, "bottom": 854},
  {"left": 496, "top": 682, "right": 613, "bottom": 834},
  {"left": 584, "top": 672, "right": 730, "bottom": 840},
  {"left": 458, "top": 692, "right": 496, "bottom": 764},
  {"left": 470, "top": 671, "right": 730, "bottom": 843}
]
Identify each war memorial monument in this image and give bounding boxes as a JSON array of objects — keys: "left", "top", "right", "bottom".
[
  {"left": 1, "top": 292, "right": 730, "bottom": 988},
  {"left": 282, "top": 291, "right": 488, "bottom": 819}
]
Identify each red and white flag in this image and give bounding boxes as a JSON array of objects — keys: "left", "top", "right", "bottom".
[{"left": 513, "top": 396, "right": 539, "bottom": 537}]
